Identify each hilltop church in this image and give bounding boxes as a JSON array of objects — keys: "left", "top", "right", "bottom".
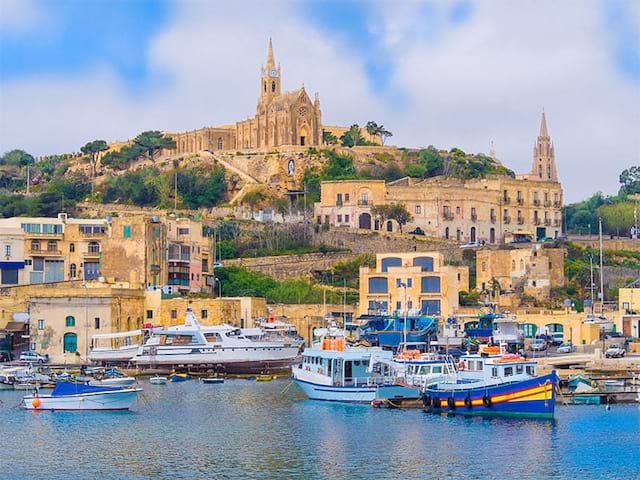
[{"left": 166, "top": 39, "right": 323, "bottom": 155}]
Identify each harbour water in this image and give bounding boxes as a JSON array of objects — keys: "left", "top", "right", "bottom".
[{"left": 1, "top": 379, "right": 639, "bottom": 480}]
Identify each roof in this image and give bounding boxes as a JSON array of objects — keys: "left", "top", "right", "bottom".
[{"left": 3, "top": 322, "right": 27, "bottom": 332}]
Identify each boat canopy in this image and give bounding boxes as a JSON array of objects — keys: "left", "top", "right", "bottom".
[{"left": 52, "top": 383, "right": 122, "bottom": 396}]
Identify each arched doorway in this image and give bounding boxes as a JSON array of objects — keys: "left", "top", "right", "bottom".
[
  {"left": 63, "top": 333, "right": 77, "bottom": 353},
  {"left": 358, "top": 213, "right": 372, "bottom": 229},
  {"left": 445, "top": 227, "right": 449, "bottom": 239},
  {"left": 521, "top": 323, "right": 538, "bottom": 338},
  {"left": 299, "top": 125, "right": 308, "bottom": 147},
  {"left": 490, "top": 228, "right": 495, "bottom": 244},
  {"left": 386, "top": 220, "right": 393, "bottom": 232},
  {"left": 470, "top": 226, "right": 476, "bottom": 242}
]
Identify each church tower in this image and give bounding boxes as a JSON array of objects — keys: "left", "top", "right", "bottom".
[
  {"left": 531, "top": 110, "right": 558, "bottom": 182},
  {"left": 260, "top": 38, "right": 281, "bottom": 105}
]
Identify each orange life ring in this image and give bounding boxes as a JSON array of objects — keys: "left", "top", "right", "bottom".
[{"left": 458, "top": 361, "right": 465, "bottom": 370}]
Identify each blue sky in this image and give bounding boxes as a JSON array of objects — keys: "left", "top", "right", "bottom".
[{"left": 0, "top": 0, "right": 638, "bottom": 201}]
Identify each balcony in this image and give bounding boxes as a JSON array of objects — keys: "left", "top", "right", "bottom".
[
  {"left": 517, "top": 217, "right": 525, "bottom": 225},
  {"left": 29, "top": 248, "right": 62, "bottom": 256},
  {"left": 83, "top": 250, "right": 101, "bottom": 259},
  {"left": 168, "top": 255, "right": 191, "bottom": 262},
  {"left": 503, "top": 216, "right": 511, "bottom": 224},
  {"left": 533, "top": 199, "right": 541, "bottom": 206},
  {"left": 553, "top": 201, "right": 562, "bottom": 208},
  {"left": 544, "top": 201, "right": 551, "bottom": 207},
  {"left": 442, "top": 212, "right": 454, "bottom": 221},
  {"left": 534, "top": 218, "right": 541, "bottom": 225},
  {"left": 544, "top": 219, "right": 551, "bottom": 226},
  {"left": 357, "top": 200, "right": 371, "bottom": 207}
]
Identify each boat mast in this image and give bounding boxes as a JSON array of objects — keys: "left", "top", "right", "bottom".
[
  {"left": 589, "top": 256, "right": 595, "bottom": 316},
  {"left": 599, "top": 217, "right": 605, "bottom": 316}
]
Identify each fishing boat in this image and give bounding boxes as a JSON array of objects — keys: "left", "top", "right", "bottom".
[
  {"left": 423, "top": 345, "right": 557, "bottom": 419},
  {"left": 357, "top": 312, "right": 438, "bottom": 349},
  {"left": 201, "top": 377, "right": 224, "bottom": 384},
  {"left": 292, "top": 323, "right": 418, "bottom": 403},
  {"left": 89, "top": 329, "right": 147, "bottom": 364},
  {"left": 169, "top": 373, "right": 192, "bottom": 382},
  {"left": 132, "top": 308, "right": 301, "bottom": 373},
  {"left": 23, "top": 383, "right": 142, "bottom": 411},
  {"left": 149, "top": 376, "right": 168, "bottom": 385},
  {"left": 89, "top": 368, "right": 136, "bottom": 387}
]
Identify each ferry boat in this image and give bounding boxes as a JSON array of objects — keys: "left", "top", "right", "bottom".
[
  {"left": 131, "top": 308, "right": 301, "bottom": 373},
  {"left": 423, "top": 345, "right": 557, "bottom": 419},
  {"left": 292, "top": 324, "right": 419, "bottom": 403}
]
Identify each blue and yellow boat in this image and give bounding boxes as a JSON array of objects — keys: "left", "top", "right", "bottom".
[{"left": 422, "top": 346, "right": 556, "bottom": 419}]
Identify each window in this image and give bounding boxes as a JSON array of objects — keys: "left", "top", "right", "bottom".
[
  {"left": 65, "top": 315, "right": 75, "bottom": 327},
  {"left": 345, "top": 193, "right": 350, "bottom": 202},
  {"left": 526, "top": 366, "right": 535, "bottom": 375},
  {"left": 146, "top": 310, "right": 153, "bottom": 319},
  {"left": 396, "top": 301, "right": 401, "bottom": 311},
  {"left": 63, "top": 333, "right": 77, "bottom": 353},
  {"left": 69, "top": 243, "right": 75, "bottom": 252},
  {"left": 123, "top": 225, "right": 132, "bottom": 238},
  {"left": 368, "top": 277, "right": 388, "bottom": 294},
  {"left": 201, "top": 310, "right": 208, "bottom": 319},
  {"left": 4, "top": 245, "right": 10, "bottom": 257},
  {"left": 481, "top": 262, "right": 486, "bottom": 272},
  {"left": 396, "top": 278, "right": 402, "bottom": 287},
  {"left": 94, "top": 317, "right": 100, "bottom": 330},
  {"left": 511, "top": 260, "right": 516, "bottom": 271},
  {"left": 47, "top": 240, "right": 57, "bottom": 252},
  {"left": 344, "top": 214, "right": 350, "bottom": 223},
  {"left": 88, "top": 241, "right": 100, "bottom": 254},
  {"left": 33, "top": 258, "right": 44, "bottom": 271},
  {"left": 177, "top": 228, "right": 189, "bottom": 235},
  {"left": 69, "top": 263, "right": 76, "bottom": 279},
  {"left": 217, "top": 137, "right": 223, "bottom": 150},
  {"left": 456, "top": 206, "right": 460, "bottom": 215},
  {"left": 38, "top": 319, "right": 44, "bottom": 330},
  {"left": 415, "top": 205, "right": 421, "bottom": 214},
  {"left": 421, "top": 300, "right": 441, "bottom": 314},
  {"left": 421, "top": 276, "right": 441, "bottom": 293},
  {"left": 516, "top": 365, "right": 524, "bottom": 374},
  {"left": 336, "top": 193, "right": 343, "bottom": 205},
  {"left": 492, "top": 367, "right": 498, "bottom": 377},
  {"left": 504, "top": 367, "right": 513, "bottom": 376},
  {"left": 170, "top": 310, "right": 177, "bottom": 320},
  {"left": 31, "top": 240, "right": 41, "bottom": 252},
  {"left": 1, "top": 268, "right": 18, "bottom": 285},
  {"left": 381, "top": 257, "right": 402, "bottom": 272},
  {"left": 407, "top": 300, "right": 413, "bottom": 310},
  {"left": 407, "top": 278, "right": 413, "bottom": 288},
  {"left": 337, "top": 215, "right": 342, "bottom": 223}
]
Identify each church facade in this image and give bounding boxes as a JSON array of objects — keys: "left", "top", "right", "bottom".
[{"left": 165, "top": 39, "right": 322, "bottom": 155}]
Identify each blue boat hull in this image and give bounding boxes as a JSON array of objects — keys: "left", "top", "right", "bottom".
[{"left": 423, "top": 373, "right": 557, "bottom": 419}]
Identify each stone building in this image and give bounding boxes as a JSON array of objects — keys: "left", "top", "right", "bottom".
[
  {"left": 358, "top": 252, "right": 467, "bottom": 318},
  {"left": 314, "top": 113, "right": 563, "bottom": 244},
  {"left": 165, "top": 39, "right": 322, "bottom": 155},
  {"left": 476, "top": 245, "right": 565, "bottom": 301}
]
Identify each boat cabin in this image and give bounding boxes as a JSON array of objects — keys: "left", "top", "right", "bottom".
[
  {"left": 458, "top": 350, "right": 538, "bottom": 383},
  {"left": 300, "top": 348, "right": 393, "bottom": 387}
]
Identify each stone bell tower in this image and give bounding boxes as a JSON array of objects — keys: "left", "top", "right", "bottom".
[
  {"left": 531, "top": 110, "right": 559, "bottom": 182},
  {"left": 260, "top": 38, "right": 281, "bottom": 105}
]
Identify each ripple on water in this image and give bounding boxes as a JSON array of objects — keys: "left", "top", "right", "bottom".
[{"left": 1, "top": 380, "right": 639, "bottom": 480}]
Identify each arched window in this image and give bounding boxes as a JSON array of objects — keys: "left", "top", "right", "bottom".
[
  {"left": 63, "top": 333, "right": 77, "bottom": 353},
  {"left": 511, "top": 260, "right": 516, "bottom": 271},
  {"left": 69, "top": 243, "right": 75, "bottom": 252},
  {"left": 271, "top": 81, "right": 276, "bottom": 92},
  {"left": 381, "top": 257, "right": 402, "bottom": 272},
  {"left": 69, "top": 263, "right": 76, "bottom": 279},
  {"left": 65, "top": 315, "right": 75, "bottom": 327},
  {"left": 445, "top": 227, "right": 449, "bottom": 239},
  {"left": 217, "top": 137, "right": 223, "bottom": 150},
  {"left": 88, "top": 241, "right": 100, "bottom": 254},
  {"left": 413, "top": 257, "right": 434, "bottom": 272},
  {"left": 30, "top": 240, "right": 40, "bottom": 252}
]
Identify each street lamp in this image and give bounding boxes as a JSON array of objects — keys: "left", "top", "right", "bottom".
[{"left": 214, "top": 278, "right": 222, "bottom": 298}]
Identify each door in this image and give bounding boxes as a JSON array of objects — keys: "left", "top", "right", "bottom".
[
  {"left": 358, "top": 213, "right": 372, "bottom": 229},
  {"left": 63, "top": 333, "right": 77, "bottom": 353},
  {"left": 490, "top": 228, "right": 495, "bottom": 243},
  {"left": 470, "top": 227, "right": 476, "bottom": 242},
  {"left": 536, "top": 227, "right": 546, "bottom": 241},
  {"left": 344, "top": 361, "right": 352, "bottom": 382}
]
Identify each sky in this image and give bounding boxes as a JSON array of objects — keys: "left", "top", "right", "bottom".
[{"left": 0, "top": 0, "right": 639, "bottom": 203}]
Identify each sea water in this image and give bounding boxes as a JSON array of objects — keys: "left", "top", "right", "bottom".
[{"left": 1, "top": 379, "right": 638, "bottom": 479}]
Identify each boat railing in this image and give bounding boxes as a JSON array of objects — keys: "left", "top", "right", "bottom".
[{"left": 344, "top": 376, "right": 398, "bottom": 387}]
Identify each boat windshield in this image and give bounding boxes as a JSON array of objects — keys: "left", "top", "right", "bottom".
[
  {"left": 159, "top": 334, "right": 194, "bottom": 346},
  {"left": 204, "top": 332, "right": 222, "bottom": 343}
]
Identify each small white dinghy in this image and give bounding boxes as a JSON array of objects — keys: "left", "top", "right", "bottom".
[
  {"left": 90, "top": 377, "right": 136, "bottom": 387},
  {"left": 23, "top": 383, "right": 142, "bottom": 411},
  {"left": 149, "top": 376, "right": 168, "bottom": 385},
  {"left": 201, "top": 377, "right": 224, "bottom": 384}
]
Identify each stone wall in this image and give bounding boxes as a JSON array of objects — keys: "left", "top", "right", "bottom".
[
  {"left": 571, "top": 237, "right": 640, "bottom": 252},
  {"left": 224, "top": 252, "right": 358, "bottom": 280}
]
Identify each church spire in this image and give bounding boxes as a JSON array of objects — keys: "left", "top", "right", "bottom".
[
  {"left": 266, "top": 37, "right": 275, "bottom": 68},
  {"left": 539, "top": 109, "right": 549, "bottom": 139}
]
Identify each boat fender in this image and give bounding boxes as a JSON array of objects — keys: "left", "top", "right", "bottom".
[
  {"left": 464, "top": 395, "right": 473, "bottom": 408},
  {"left": 482, "top": 395, "right": 493, "bottom": 407},
  {"left": 447, "top": 397, "right": 456, "bottom": 410},
  {"left": 422, "top": 395, "right": 431, "bottom": 407},
  {"left": 458, "top": 361, "right": 465, "bottom": 371},
  {"left": 432, "top": 396, "right": 441, "bottom": 408}
]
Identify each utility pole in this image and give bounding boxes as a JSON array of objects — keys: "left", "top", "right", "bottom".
[
  {"left": 589, "top": 256, "right": 595, "bottom": 316},
  {"left": 26, "top": 165, "right": 30, "bottom": 195},
  {"left": 599, "top": 217, "right": 605, "bottom": 315}
]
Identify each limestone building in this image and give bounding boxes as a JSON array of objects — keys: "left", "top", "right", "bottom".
[
  {"left": 315, "top": 113, "right": 563, "bottom": 244},
  {"left": 165, "top": 39, "right": 322, "bottom": 155},
  {"left": 359, "top": 252, "right": 468, "bottom": 318}
]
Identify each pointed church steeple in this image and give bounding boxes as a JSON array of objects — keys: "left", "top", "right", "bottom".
[
  {"left": 260, "top": 38, "right": 281, "bottom": 104},
  {"left": 531, "top": 110, "right": 558, "bottom": 182},
  {"left": 266, "top": 37, "right": 275, "bottom": 68}
]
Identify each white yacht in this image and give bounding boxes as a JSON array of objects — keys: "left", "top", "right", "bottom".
[
  {"left": 89, "top": 329, "right": 147, "bottom": 364},
  {"left": 131, "top": 308, "right": 302, "bottom": 373}
]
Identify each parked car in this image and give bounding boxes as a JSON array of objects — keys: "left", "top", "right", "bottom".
[
  {"left": 557, "top": 342, "right": 576, "bottom": 354},
  {"left": 536, "top": 334, "right": 554, "bottom": 344},
  {"left": 212, "top": 261, "right": 224, "bottom": 269},
  {"left": 605, "top": 332, "right": 625, "bottom": 341},
  {"left": 19, "top": 351, "right": 49, "bottom": 363},
  {"left": 551, "top": 332, "right": 565, "bottom": 345},
  {"left": 511, "top": 237, "right": 533, "bottom": 244},
  {"left": 408, "top": 227, "right": 425, "bottom": 236},
  {"left": 605, "top": 344, "right": 626, "bottom": 358},
  {"left": 460, "top": 241, "right": 482, "bottom": 249},
  {"left": 530, "top": 339, "right": 548, "bottom": 351}
]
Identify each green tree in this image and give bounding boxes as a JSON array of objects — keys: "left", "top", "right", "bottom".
[
  {"left": 80, "top": 139, "right": 108, "bottom": 178},
  {"left": 322, "top": 150, "right": 357, "bottom": 179},
  {"left": 177, "top": 166, "right": 226, "bottom": 208},
  {"left": 340, "top": 124, "right": 363, "bottom": 147},
  {"left": 242, "top": 189, "right": 267, "bottom": 216},
  {"left": 386, "top": 202, "right": 413, "bottom": 232},
  {"left": 598, "top": 203, "right": 635, "bottom": 237},
  {"left": 404, "top": 163, "right": 427, "bottom": 178},
  {"left": 0, "top": 149, "right": 34, "bottom": 166},
  {"left": 322, "top": 130, "right": 338, "bottom": 145},
  {"left": 619, "top": 166, "right": 640, "bottom": 195},
  {"left": 419, "top": 147, "right": 444, "bottom": 176},
  {"left": 132, "top": 131, "right": 177, "bottom": 160}
]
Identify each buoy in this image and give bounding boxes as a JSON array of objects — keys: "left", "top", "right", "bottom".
[{"left": 31, "top": 398, "right": 41, "bottom": 409}]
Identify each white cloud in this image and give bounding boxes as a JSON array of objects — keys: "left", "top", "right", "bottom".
[
  {"left": 0, "top": 0, "right": 638, "bottom": 202},
  {"left": 0, "top": 0, "right": 43, "bottom": 32}
]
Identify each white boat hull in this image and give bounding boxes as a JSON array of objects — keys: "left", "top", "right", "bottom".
[
  {"left": 89, "top": 346, "right": 140, "bottom": 363},
  {"left": 149, "top": 377, "right": 167, "bottom": 385},
  {"left": 23, "top": 388, "right": 142, "bottom": 411},
  {"left": 294, "top": 377, "right": 378, "bottom": 402}
]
